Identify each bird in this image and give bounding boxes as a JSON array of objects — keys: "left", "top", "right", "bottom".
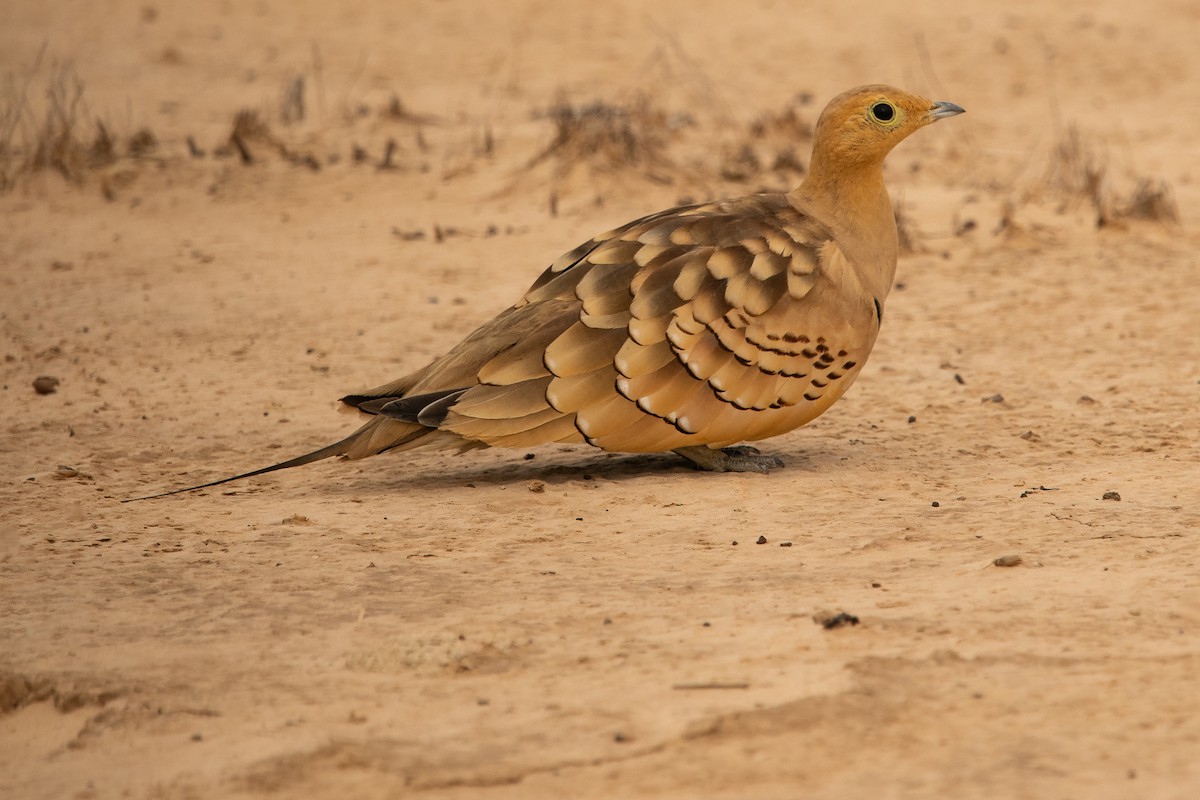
[{"left": 126, "top": 85, "right": 963, "bottom": 500}]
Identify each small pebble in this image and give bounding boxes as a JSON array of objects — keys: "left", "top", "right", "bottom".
[
  {"left": 527, "top": 480, "right": 546, "bottom": 493},
  {"left": 993, "top": 555, "right": 1023, "bottom": 568},
  {"left": 779, "top": 541, "right": 793, "bottom": 547},
  {"left": 931, "top": 501, "right": 940, "bottom": 507},
  {"left": 33, "top": 375, "right": 60, "bottom": 395},
  {"left": 755, "top": 535, "right": 767, "bottom": 545},
  {"left": 1102, "top": 491, "right": 1121, "bottom": 501}
]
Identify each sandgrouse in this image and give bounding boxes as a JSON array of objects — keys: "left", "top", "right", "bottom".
[{"left": 130, "top": 85, "right": 963, "bottom": 499}]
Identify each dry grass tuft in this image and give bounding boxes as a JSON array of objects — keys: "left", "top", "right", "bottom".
[
  {"left": 24, "top": 63, "right": 92, "bottom": 181},
  {"left": 231, "top": 109, "right": 272, "bottom": 144},
  {"left": 0, "top": 59, "right": 99, "bottom": 186},
  {"left": 1115, "top": 179, "right": 1179, "bottom": 225},
  {"left": 517, "top": 89, "right": 818, "bottom": 203},
  {"left": 1, "top": 54, "right": 159, "bottom": 192},
  {"left": 748, "top": 101, "right": 814, "bottom": 143},
  {"left": 717, "top": 99, "right": 813, "bottom": 188},
  {"left": 500, "top": 92, "right": 695, "bottom": 208},
  {"left": 219, "top": 109, "right": 316, "bottom": 170},
  {"left": 127, "top": 128, "right": 157, "bottom": 158},
  {"left": 526, "top": 95, "right": 683, "bottom": 184},
  {"left": 1036, "top": 124, "right": 1179, "bottom": 228},
  {"left": 1042, "top": 124, "right": 1105, "bottom": 202}
]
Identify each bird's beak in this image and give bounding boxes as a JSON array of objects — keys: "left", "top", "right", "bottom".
[{"left": 927, "top": 101, "right": 965, "bottom": 121}]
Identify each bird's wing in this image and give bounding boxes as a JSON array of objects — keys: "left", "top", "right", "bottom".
[{"left": 377, "top": 193, "right": 881, "bottom": 453}]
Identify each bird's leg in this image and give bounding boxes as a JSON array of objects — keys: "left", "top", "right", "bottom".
[{"left": 673, "top": 445, "right": 784, "bottom": 474}]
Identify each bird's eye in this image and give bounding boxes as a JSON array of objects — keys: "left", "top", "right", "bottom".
[{"left": 870, "top": 101, "right": 896, "bottom": 123}]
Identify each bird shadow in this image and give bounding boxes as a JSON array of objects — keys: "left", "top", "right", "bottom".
[
  {"left": 313, "top": 440, "right": 853, "bottom": 499},
  {"left": 117, "top": 439, "right": 858, "bottom": 503},
  {"left": 331, "top": 450, "right": 694, "bottom": 495}
]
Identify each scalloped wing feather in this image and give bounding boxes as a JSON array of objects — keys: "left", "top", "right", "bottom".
[{"left": 337, "top": 193, "right": 881, "bottom": 458}]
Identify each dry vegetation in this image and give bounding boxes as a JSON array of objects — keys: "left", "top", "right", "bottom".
[
  {"left": 1, "top": 49, "right": 1180, "bottom": 249},
  {"left": 215, "top": 108, "right": 321, "bottom": 171},
  {"left": 526, "top": 95, "right": 684, "bottom": 185},
  {"left": 718, "top": 98, "right": 813, "bottom": 187},
  {"left": 0, "top": 53, "right": 157, "bottom": 193},
  {"left": 1033, "top": 123, "right": 1179, "bottom": 228}
]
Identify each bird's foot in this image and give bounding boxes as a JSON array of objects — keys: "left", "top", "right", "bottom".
[{"left": 673, "top": 445, "right": 784, "bottom": 474}]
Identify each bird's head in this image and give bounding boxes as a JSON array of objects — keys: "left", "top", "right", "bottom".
[{"left": 809, "top": 85, "right": 964, "bottom": 169}]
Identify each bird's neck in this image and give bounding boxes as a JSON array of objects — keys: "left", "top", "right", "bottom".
[{"left": 789, "top": 156, "right": 899, "bottom": 303}]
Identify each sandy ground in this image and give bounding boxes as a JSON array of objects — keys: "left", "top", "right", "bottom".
[{"left": 2, "top": 0, "right": 1199, "bottom": 797}]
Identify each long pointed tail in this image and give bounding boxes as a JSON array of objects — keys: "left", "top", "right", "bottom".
[{"left": 121, "top": 428, "right": 369, "bottom": 502}]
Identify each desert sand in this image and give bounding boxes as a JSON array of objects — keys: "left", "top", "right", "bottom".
[{"left": 2, "top": 0, "right": 1198, "bottom": 797}]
